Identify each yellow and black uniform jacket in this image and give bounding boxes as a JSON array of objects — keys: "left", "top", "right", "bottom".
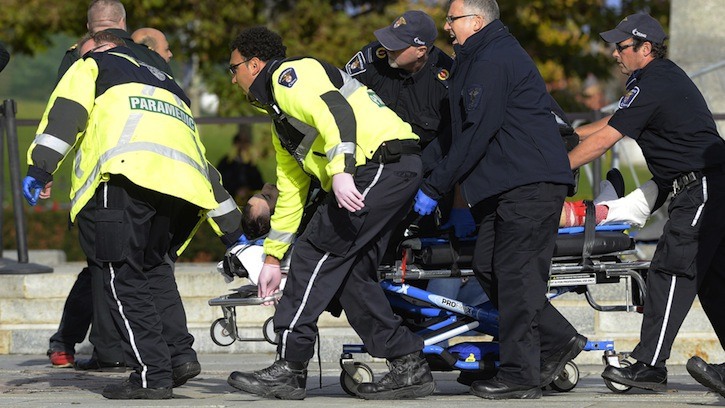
[
  {"left": 247, "top": 57, "right": 418, "bottom": 259},
  {"left": 28, "top": 46, "right": 242, "bottom": 250}
]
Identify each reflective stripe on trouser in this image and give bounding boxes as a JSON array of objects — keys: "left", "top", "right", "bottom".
[
  {"left": 273, "top": 154, "right": 425, "bottom": 361},
  {"left": 631, "top": 173, "right": 725, "bottom": 367},
  {"left": 76, "top": 175, "right": 199, "bottom": 388},
  {"left": 471, "top": 182, "right": 572, "bottom": 386}
]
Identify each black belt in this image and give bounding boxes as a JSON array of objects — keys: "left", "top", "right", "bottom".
[
  {"left": 370, "top": 139, "right": 420, "bottom": 164},
  {"left": 672, "top": 163, "right": 725, "bottom": 195}
]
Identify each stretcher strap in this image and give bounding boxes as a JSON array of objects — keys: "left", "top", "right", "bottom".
[
  {"left": 447, "top": 231, "right": 462, "bottom": 277},
  {"left": 581, "top": 200, "right": 596, "bottom": 270}
]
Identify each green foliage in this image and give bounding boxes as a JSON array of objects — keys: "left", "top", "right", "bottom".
[{"left": 0, "top": 0, "right": 670, "bottom": 116}]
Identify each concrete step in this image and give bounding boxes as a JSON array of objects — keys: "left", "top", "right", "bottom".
[{"left": 0, "top": 257, "right": 722, "bottom": 364}]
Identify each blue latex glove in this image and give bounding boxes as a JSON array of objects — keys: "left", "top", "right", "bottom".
[
  {"left": 22, "top": 176, "right": 45, "bottom": 206},
  {"left": 414, "top": 189, "right": 438, "bottom": 216},
  {"left": 440, "top": 208, "right": 476, "bottom": 238},
  {"left": 230, "top": 234, "right": 265, "bottom": 248}
]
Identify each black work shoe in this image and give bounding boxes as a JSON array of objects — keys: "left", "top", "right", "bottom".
[
  {"left": 172, "top": 361, "right": 201, "bottom": 388},
  {"left": 540, "top": 334, "right": 587, "bottom": 387},
  {"left": 74, "top": 357, "right": 126, "bottom": 372},
  {"left": 602, "top": 361, "right": 667, "bottom": 392},
  {"left": 606, "top": 168, "right": 625, "bottom": 198},
  {"left": 102, "top": 379, "right": 172, "bottom": 400},
  {"left": 356, "top": 351, "right": 435, "bottom": 400},
  {"left": 686, "top": 356, "right": 725, "bottom": 397},
  {"left": 227, "top": 359, "right": 307, "bottom": 400},
  {"left": 470, "top": 376, "right": 542, "bottom": 400}
]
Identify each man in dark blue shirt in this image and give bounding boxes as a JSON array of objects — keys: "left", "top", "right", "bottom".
[
  {"left": 571, "top": 13, "right": 725, "bottom": 395},
  {"left": 414, "top": 0, "right": 582, "bottom": 400}
]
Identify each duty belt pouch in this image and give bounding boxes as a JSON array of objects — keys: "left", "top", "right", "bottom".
[{"left": 380, "top": 139, "right": 402, "bottom": 164}]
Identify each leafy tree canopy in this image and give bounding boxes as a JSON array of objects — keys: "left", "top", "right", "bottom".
[{"left": 0, "top": 0, "right": 669, "bottom": 114}]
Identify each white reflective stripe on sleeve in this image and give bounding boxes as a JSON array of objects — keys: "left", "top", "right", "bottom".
[
  {"left": 268, "top": 229, "right": 295, "bottom": 244},
  {"left": 207, "top": 197, "right": 237, "bottom": 218},
  {"left": 326, "top": 142, "right": 356, "bottom": 161},
  {"left": 35, "top": 133, "right": 72, "bottom": 156}
]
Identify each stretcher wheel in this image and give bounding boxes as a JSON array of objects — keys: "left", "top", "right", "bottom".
[
  {"left": 210, "top": 318, "right": 236, "bottom": 346},
  {"left": 262, "top": 317, "right": 277, "bottom": 345},
  {"left": 604, "top": 360, "right": 633, "bottom": 393},
  {"left": 550, "top": 361, "right": 579, "bottom": 392},
  {"left": 340, "top": 362, "right": 374, "bottom": 396}
]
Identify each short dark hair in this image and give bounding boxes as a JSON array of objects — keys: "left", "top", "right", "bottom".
[
  {"left": 92, "top": 30, "right": 126, "bottom": 47},
  {"left": 632, "top": 38, "right": 667, "bottom": 59},
  {"left": 230, "top": 26, "right": 286, "bottom": 62},
  {"left": 242, "top": 200, "right": 271, "bottom": 239}
]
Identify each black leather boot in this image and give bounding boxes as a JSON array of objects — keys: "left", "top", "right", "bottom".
[
  {"left": 227, "top": 359, "right": 307, "bottom": 400},
  {"left": 356, "top": 351, "right": 435, "bottom": 400}
]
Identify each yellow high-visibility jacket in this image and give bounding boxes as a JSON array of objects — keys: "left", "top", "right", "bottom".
[
  {"left": 28, "top": 47, "right": 242, "bottom": 251},
  {"left": 247, "top": 57, "right": 418, "bottom": 259}
]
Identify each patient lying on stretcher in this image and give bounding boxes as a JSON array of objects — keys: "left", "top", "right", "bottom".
[{"left": 240, "top": 178, "right": 660, "bottom": 243}]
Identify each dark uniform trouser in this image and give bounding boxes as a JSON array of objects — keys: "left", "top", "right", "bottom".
[
  {"left": 631, "top": 171, "right": 725, "bottom": 367},
  {"left": 49, "top": 266, "right": 125, "bottom": 363},
  {"left": 471, "top": 182, "right": 574, "bottom": 386},
  {"left": 274, "top": 154, "right": 425, "bottom": 362},
  {"left": 76, "top": 175, "right": 199, "bottom": 388}
]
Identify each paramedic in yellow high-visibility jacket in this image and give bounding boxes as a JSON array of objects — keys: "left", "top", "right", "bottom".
[
  {"left": 224, "top": 26, "right": 435, "bottom": 401},
  {"left": 22, "top": 32, "right": 243, "bottom": 400}
]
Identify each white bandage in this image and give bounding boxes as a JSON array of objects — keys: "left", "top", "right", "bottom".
[{"left": 599, "top": 180, "right": 659, "bottom": 227}]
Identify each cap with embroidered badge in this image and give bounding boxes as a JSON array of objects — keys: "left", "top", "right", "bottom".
[
  {"left": 374, "top": 10, "right": 437, "bottom": 51},
  {"left": 600, "top": 13, "right": 668, "bottom": 45}
]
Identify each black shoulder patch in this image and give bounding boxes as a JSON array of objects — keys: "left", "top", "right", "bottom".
[{"left": 345, "top": 51, "right": 367, "bottom": 76}]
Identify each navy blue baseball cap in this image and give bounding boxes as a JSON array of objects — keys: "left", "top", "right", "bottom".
[
  {"left": 600, "top": 13, "right": 667, "bottom": 44},
  {"left": 374, "top": 10, "right": 438, "bottom": 51}
]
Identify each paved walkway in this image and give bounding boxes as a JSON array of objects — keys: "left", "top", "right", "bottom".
[{"left": 0, "top": 353, "right": 723, "bottom": 407}]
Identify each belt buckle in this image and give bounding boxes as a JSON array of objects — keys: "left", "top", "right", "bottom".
[{"left": 673, "top": 172, "right": 698, "bottom": 195}]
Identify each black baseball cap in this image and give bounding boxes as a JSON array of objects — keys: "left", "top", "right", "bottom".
[
  {"left": 374, "top": 10, "right": 437, "bottom": 51},
  {"left": 600, "top": 13, "right": 667, "bottom": 45}
]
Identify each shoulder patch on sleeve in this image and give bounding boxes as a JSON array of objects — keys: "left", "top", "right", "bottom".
[
  {"left": 345, "top": 51, "right": 367, "bottom": 76},
  {"left": 375, "top": 47, "right": 387, "bottom": 60},
  {"left": 436, "top": 68, "right": 449, "bottom": 82},
  {"left": 466, "top": 85, "right": 483, "bottom": 111},
  {"left": 619, "top": 86, "right": 640, "bottom": 108},
  {"left": 278, "top": 67, "right": 298, "bottom": 88}
]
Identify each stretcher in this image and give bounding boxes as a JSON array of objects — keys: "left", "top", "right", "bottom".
[{"left": 209, "top": 219, "right": 650, "bottom": 394}]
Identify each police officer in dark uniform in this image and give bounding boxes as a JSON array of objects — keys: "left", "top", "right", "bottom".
[
  {"left": 345, "top": 10, "right": 452, "bottom": 174},
  {"left": 414, "top": 0, "right": 584, "bottom": 399},
  {"left": 569, "top": 13, "right": 725, "bottom": 392}
]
